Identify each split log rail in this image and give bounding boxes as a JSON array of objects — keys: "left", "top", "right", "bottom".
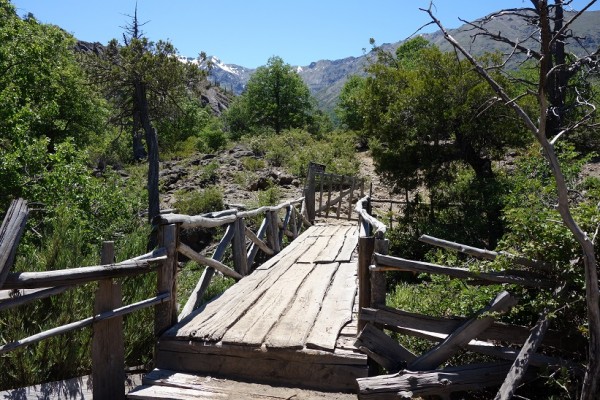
[{"left": 353, "top": 196, "right": 580, "bottom": 399}]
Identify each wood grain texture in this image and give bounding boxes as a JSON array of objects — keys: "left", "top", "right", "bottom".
[
  {"left": 265, "top": 262, "right": 339, "bottom": 349},
  {"left": 306, "top": 262, "right": 356, "bottom": 351}
]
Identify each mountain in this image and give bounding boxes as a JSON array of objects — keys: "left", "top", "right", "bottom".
[{"left": 207, "top": 10, "right": 600, "bottom": 113}]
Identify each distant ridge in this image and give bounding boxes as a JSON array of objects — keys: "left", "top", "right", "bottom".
[{"left": 206, "top": 10, "right": 600, "bottom": 113}]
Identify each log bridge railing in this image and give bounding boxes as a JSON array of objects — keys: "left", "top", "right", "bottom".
[
  {"left": 304, "top": 161, "right": 366, "bottom": 224},
  {"left": 353, "top": 196, "right": 581, "bottom": 400},
  {"left": 0, "top": 195, "right": 311, "bottom": 399}
]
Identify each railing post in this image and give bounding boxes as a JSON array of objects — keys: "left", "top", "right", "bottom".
[
  {"left": 269, "top": 210, "right": 281, "bottom": 253},
  {"left": 93, "top": 241, "right": 124, "bottom": 400},
  {"left": 372, "top": 237, "right": 388, "bottom": 308},
  {"left": 358, "top": 236, "right": 375, "bottom": 333},
  {"left": 232, "top": 217, "right": 249, "bottom": 276},
  {"left": 155, "top": 223, "right": 178, "bottom": 337},
  {"left": 305, "top": 164, "right": 317, "bottom": 223}
]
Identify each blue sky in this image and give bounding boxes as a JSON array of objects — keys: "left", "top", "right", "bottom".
[{"left": 10, "top": 1, "right": 600, "bottom": 68}]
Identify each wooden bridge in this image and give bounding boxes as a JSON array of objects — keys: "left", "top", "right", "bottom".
[
  {"left": 131, "top": 222, "right": 367, "bottom": 397},
  {"left": 1, "top": 163, "right": 576, "bottom": 399}
]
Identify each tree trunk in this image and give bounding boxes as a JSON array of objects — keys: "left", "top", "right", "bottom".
[{"left": 134, "top": 81, "right": 160, "bottom": 225}]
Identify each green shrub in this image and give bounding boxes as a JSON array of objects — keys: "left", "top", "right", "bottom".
[
  {"left": 173, "top": 186, "right": 224, "bottom": 215},
  {"left": 257, "top": 186, "right": 281, "bottom": 207},
  {"left": 241, "top": 157, "right": 266, "bottom": 171}
]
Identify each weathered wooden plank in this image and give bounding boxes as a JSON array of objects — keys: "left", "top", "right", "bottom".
[
  {"left": 155, "top": 347, "right": 368, "bottom": 392},
  {"left": 173, "top": 236, "right": 320, "bottom": 341},
  {"left": 247, "top": 218, "right": 268, "bottom": 266},
  {"left": 336, "top": 227, "right": 358, "bottom": 262},
  {"left": 305, "top": 262, "right": 356, "bottom": 351},
  {"left": 221, "top": 262, "right": 314, "bottom": 346},
  {"left": 408, "top": 291, "right": 517, "bottom": 370},
  {"left": 128, "top": 385, "right": 223, "bottom": 400},
  {"left": 355, "top": 323, "right": 416, "bottom": 372},
  {"left": 297, "top": 235, "right": 332, "bottom": 263},
  {"left": 265, "top": 262, "right": 339, "bottom": 349},
  {"left": 357, "top": 362, "right": 516, "bottom": 399},
  {"left": 0, "top": 198, "right": 28, "bottom": 288},
  {"left": 313, "top": 225, "right": 352, "bottom": 263},
  {"left": 0, "top": 286, "right": 72, "bottom": 312},
  {"left": 137, "top": 369, "right": 358, "bottom": 400},
  {"left": 157, "top": 338, "right": 366, "bottom": 366},
  {"left": 0, "top": 374, "right": 142, "bottom": 399},
  {"left": 2, "top": 256, "right": 166, "bottom": 290},
  {"left": 347, "top": 177, "right": 356, "bottom": 220},
  {"left": 178, "top": 242, "right": 242, "bottom": 280},
  {"left": 372, "top": 253, "right": 553, "bottom": 288},
  {"left": 419, "top": 234, "right": 553, "bottom": 271},
  {"left": 495, "top": 312, "right": 550, "bottom": 400},
  {"left": 360, "top": 306, "right": 569, "bottom": 349}
]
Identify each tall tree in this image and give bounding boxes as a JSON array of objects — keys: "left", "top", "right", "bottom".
[
  {"left": 423, "top": 1, "right": 599, "bottom": 398},
  {"left": 342, "top": 38, "right": 531, "bottom": 246},
  {"left": 226, "top": 56, "right": 313, "bottom": 136},
  {"left": 84, "top": 7, "right": 205, "bottom": 222}
]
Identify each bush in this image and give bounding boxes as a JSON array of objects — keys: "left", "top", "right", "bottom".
[{"left": 173, "top": 186, "right": 224, "bottom": 215}]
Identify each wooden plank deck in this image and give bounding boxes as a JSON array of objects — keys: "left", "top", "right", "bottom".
[{"left": 155, "top": 222, "right": 367, "bottom": 392}]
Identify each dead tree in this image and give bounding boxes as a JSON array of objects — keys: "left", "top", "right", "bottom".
[{"left": 422, "top": 1, "right": 599, "bottom": 398}]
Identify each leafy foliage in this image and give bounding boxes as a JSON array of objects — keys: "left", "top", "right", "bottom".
[{"left": 225, "top": 56, "right": 317, "bottom": 137}]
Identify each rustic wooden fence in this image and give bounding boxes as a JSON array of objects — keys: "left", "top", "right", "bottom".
[
  {"left": 304, "top": 162, "right": 366, "bottom": 223},
  {"left": 352, "top": 196, "right": 581, "bottom": 399},
  {"left": 0, "top": 195, "right": 313, "bottom": 399}
]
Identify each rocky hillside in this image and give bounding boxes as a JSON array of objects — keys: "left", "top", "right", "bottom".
[{"left": 207, "top": 10, "right": 600, "bottom": 112}]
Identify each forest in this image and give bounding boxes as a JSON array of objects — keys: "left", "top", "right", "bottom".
[{"left": 0, "top": 0, "right": 599, "bottom": 398}]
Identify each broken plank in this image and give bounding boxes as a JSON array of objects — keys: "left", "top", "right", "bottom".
[
  {"left": 265, "top": 262, "right": 338, "bottom": 349},
  {"left": 357, "top": 362, "right": 516, "bottom": 399},
  {"left": 355, "top": 323, "right": 416, "bottom": 372},
  {"left": 408, "top": 291, "right": 517, "bottom": 370},
  {"left": 305, "top": 262, "right": 356, "bottom": 351},
  {"left": 360, "top": 306, "right": 568, "bottom": 349},
  {"left": 0, "top": 198, "right": 29, "bottom": 288},
  {"left": 372, "top": 253, "right": 552, "bottom": 288}
]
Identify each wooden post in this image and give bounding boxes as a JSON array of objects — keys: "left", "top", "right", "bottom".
[
  {"left": 347, "top": 177, "right": 356, "bottom": 220},
  {"left": 305, "top": 164, "right": 317, "bottom": 223},
  {"left": 290, "top": 207, "right": 298, "bottom": 239},
  {"left": 336, "top": 175, "right": 344, "bottom": 219},
  {"left": 280, "top": 205, "right": 292, "bottom": 247},
  {"left": 358, "top": 236, "right": 375, "bottom": 333},
  {"left": 92, "top": 241, "right": 124, "bottom": 400},
  {"left": 318, "top": 172, "right": 324, "bottom": 217},
  {"left": 155, "top": 224, "right": 178, "bottom": 337},
  {"left": 325, "top": 174, "right": 333, "bottom": 218},
  {"left": 232, "top": 217, "right": 249, "bottom": 276},
  {"left": 269, "top": 210, "right": 281, "bottom": 253},
  {"left": 0, "top": 198, "right": 29, "bottom": 287},
  {"left": 371, "top": 238, "right": 388, "bottom": 308}
]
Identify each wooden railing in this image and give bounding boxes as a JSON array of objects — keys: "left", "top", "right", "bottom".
[
  {"left": 304, "top": 162, "right": 366, "bottom": 223},
  {"left": 154, "top": 196, "right": 310, "bottom": 321},
  {"left": 0, "top": 195, "right": 312, "bottom": 398},
  {"left": 352, "top": 196, "right": 581, "bottom": 399}
]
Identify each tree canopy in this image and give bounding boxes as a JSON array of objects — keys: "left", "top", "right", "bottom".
[
  {"left": 225, "top": 56, "right": 314, "bottom": 137},
  {"left": 338, "top": 38, "right": 533, "bottom": 246}
]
